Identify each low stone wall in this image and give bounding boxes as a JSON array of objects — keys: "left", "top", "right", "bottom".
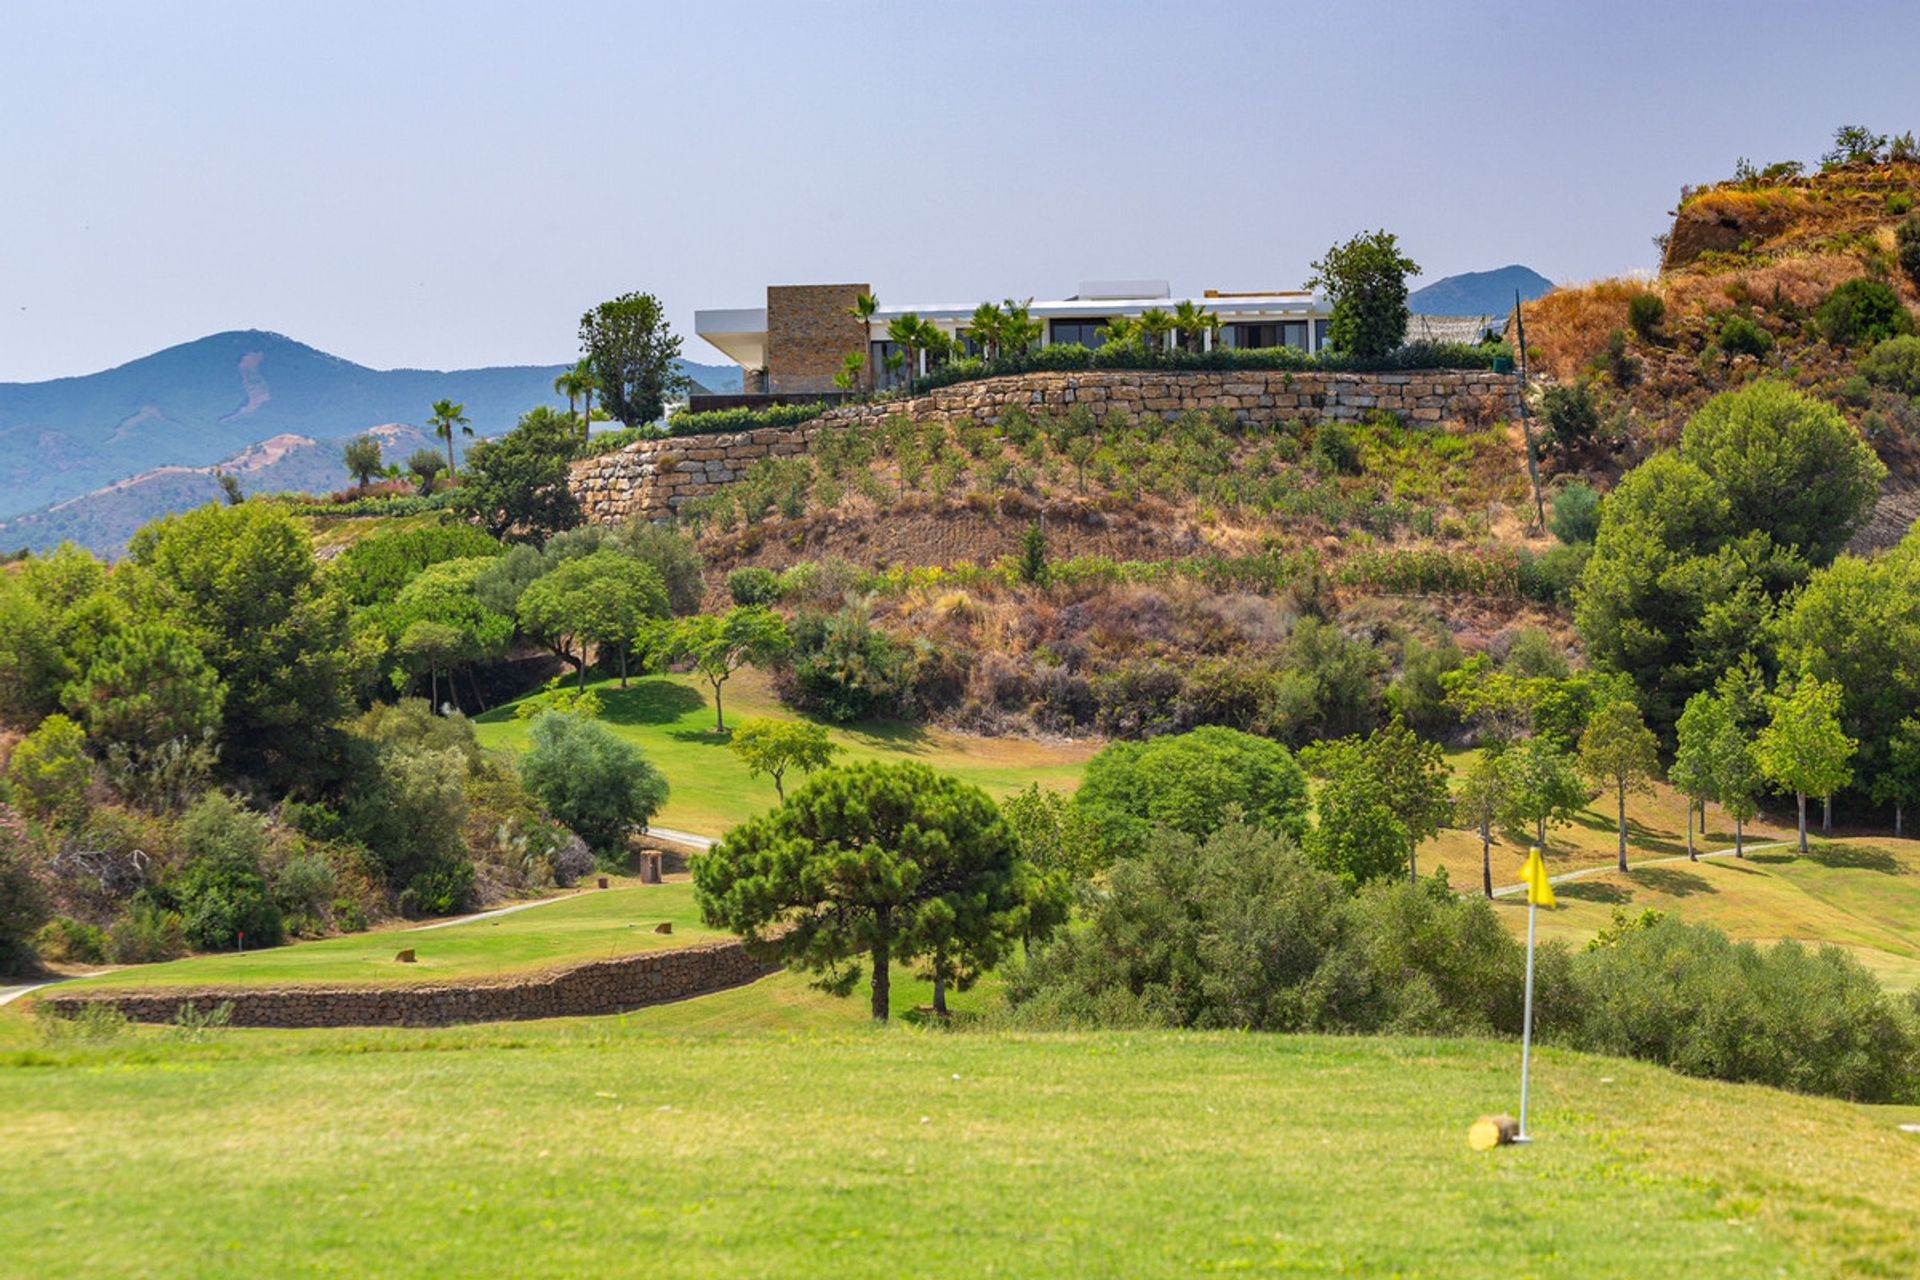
[
  {"left": 42, "top": 937, "right": 778, "bottom": 1029},
  {"left": 571, "top": 368, "right": 1517, "bottom": 524}
]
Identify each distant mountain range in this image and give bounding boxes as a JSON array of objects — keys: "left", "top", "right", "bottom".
[
  {"left": 1408, "top": 265, "right": 1554, "bottom": 316},
  {"left": 0, "top": 330, "right": 742, "bottom": 553}
]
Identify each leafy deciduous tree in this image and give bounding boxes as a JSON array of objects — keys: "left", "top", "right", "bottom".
[
  {"left": 580, "top": 292, "right": 690, "bottom": 427},
  {"left": 1756, "top": 674, "right": 1856, "bottom": 854},
  {"left": 1306, "top": 229, "right": 1419, "bottom": 359},
  {"left": 727, "top": 717, "right": 838, "bottom": 802},
  {"left": 518, "top": 710, "right": 669, "bottom": 855},
  {"left": 1579, "top": 700, "right": 1661, "bottom": 873},
  {"left": 669, "top": 607, "right": 791, "bottom": 733}
]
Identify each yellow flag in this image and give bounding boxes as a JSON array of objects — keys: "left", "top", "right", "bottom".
[{"left": 1521, "top": 846, "right": 1557, "bottom": 908}]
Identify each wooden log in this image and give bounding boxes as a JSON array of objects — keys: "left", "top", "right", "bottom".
[{"left": 1468, "top": 1114, "right": 1520, "bottom": 1150}]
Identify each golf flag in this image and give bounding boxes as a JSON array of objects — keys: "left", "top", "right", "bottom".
[{"left": 1521, "top": 847, "right": 1556, "bottom": 908}]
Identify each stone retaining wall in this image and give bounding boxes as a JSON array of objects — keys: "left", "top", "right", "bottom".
[
  {"left": 572, "top": 368, "right": 1518, "bottom": 524},
  {"left": 43, "top": 937, "right": 778, "bottom": 1029}
]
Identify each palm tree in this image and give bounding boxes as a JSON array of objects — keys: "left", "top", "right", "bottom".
[
  {"left": 556, "top": 359, "right": 601, "bottom": 444},
  {"left": 1096, "top": 316, "right": 1138, "bottom": 346},
  {"left": 1173, "top": 300, "right": 1216, "bottom": 353},
  {"left": 1000, "top": 298, "right": 1043, "bottom": 356},
  {"left": 886, "top": 314, "right": 927, "bottom": 389},
  {"left": 426, "top": 399, "right": 472, "bottom": 478},
  {"left": 1138, "top": 308, "right": 1176, "bottom": 354},
  {"left": 849, "top": 291, "right": 880, "bottom": 389},
  {"left": 968, "top": 301, "right": 1005, "bottom": 362}
]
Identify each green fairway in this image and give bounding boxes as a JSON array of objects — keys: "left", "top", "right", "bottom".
[
  {"left": 54, "top": 881, "right": 722, "bottom": 992},
  {"left": 3, "top": 1011, "right": 1917, "bottom": 1278},
  {"left": 473, "top": 670, "right": 1096, "bottom": 836},
  {"left": 1511, "top": 837, "right": 1920, "bottom": 993}
]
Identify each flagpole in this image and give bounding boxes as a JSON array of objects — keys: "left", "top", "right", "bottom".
[{"left": 1517, "top": 888, "right": 1538, "bottom": 1144}]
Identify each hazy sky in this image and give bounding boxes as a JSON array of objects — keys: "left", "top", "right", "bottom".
[{"left": 3, "top": 0, "right": 1914, "bottom": 381}]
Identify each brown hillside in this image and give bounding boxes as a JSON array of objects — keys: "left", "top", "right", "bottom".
[{"left": 1521, "top": 159, "right": 1920, "bottom": 528}]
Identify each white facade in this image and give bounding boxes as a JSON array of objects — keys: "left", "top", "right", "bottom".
[{"left": 694, "top": 281, "right": 1336, "bottom": 388}]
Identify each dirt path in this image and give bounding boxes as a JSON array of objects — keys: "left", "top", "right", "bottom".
[{"left": 1490, "top": 839, "right": 1794, "bottom": 898}]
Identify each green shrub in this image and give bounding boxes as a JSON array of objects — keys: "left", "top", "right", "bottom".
[
  {"left": 518, "top": 711, "right": 669, "bottom": 856},
  {"left": 727, "top": 566, "right": 782, "bottom": 606},
  {"left": 1627, "top": 293, "right": 1665, "bottom": 341},
  {"left": 1310, "top": 420, "right": 1361, "bottom": 475},
  {"left": 1860, "top": 334, "right": 1920, "bottom": 397},
  {"left": 1888, "top": 191, "right": 1916, "bottom": 216},
  {"left": 174, "top": 794, "right": 284, "bottom": 951},
  {"left": 781, "top": 608, "right": 917, "bottom": 722},
  {"left": 1899, "top": 214, "right": 1920, "bottom": 286},
  {"left": 1550, "top": 481, "right": 1602, "bottom": 544},
  {"left": 32, "top": 916, "right": 108, "bottom": 964},
  {"left": 0, "top": 834, "right": 48, "bottom": 974},
  {"left": 1075, "top": 726, "right": 1310, "bottom": 860},
  {"left": 1538, "top": 380, "right": 1600, "bottom": 458},
  {"left": 1817, "top": 278, "right": 1917, "bottom": 347},
  {"left": 325, "top": 523, "right": 502, "bottom": 609},
  {"left": 6, "top": 713, "right": 91, "bottom": 828},
  {"left": 664, "top": 401, "right": 831, "bottom": 438},
  {"left": 1565, "top": 916, "right": 1917, "bottom": 1103},
  {"left": 106, "top": 903, "right": 187, "bottom": 964},
  {"left": 34, "top": 1001, "right": 131, "bottom": 1042},
  {"left": 1603, "top": 328, "right": 1636, "bottom": 386},
  {"left": 1717, "top": 313, "right": 1774, "bottom": 358}
]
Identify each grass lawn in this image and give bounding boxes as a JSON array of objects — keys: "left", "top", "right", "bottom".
[
  {"left": 1421, "top": 748, "right": 1797, "bottom": 891},
  {"left": 54, "top": 880, "right": 724, "bottom": 993},
  {"left": 2, "top": 1008, "right": 1918, "bottom": 1278},
  {"left": 473, "top": 669, "right": 1097, "bottom": 836}
]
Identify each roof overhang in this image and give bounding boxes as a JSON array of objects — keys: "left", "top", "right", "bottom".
[{"left": 693, "top": 307, "right": 768, "bottom": 366}]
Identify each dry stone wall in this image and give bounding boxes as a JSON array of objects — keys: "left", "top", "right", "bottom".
[
  {"left": 44, "top": 937, "right": 778, "bottom": 1029},
  {"left": 572, "top": 369, "right": 1518, "bottom": 524}
]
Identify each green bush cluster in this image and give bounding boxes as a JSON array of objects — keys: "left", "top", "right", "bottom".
[
  {"left": 1008, "top": 825, "right": 1920, "bottom": 1102},
  {"left": 1817, "top": 278, "right": 1916, "bottom": 347},
  {"left": 663, "top": 401, "right": 833, "bottom": 438}
]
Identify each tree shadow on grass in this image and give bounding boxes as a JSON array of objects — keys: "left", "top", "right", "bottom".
[
  {"left": 1631, "top": 866, "right": 1716, "bottom": 898},
  {"left": 1802, "top": 842, "right": 1906, "bottom": 875},
  {"left": 597, "top": 680, "right": 707, "bottom": 727},
  {"left": 837, "top": 718, "right": 937, "bottom": 758},
  {"left": 1558, "top": 881, "right": 1631, "bottom": 904}
]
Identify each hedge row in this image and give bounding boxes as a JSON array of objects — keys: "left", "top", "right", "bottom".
[{"left": 906, "top": 340, "right": 1511, "bottom": 395}]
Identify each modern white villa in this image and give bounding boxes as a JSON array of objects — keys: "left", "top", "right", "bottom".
[{"left": 693, "top": 281, "right": 1337, "bottom": 399}]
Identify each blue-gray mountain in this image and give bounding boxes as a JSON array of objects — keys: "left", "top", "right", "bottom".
[
  {"left": 1408, "top": 265, "right": 1553, "bottom": 316},
  {"left": 0, "top": 329, "right": 742, "bottom": 524}
]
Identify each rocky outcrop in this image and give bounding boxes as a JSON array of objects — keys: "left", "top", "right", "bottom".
[
  {"left": 571, "top": 368, "right": 1518, "bottom": 525},
  {"left": 42, "top": 937, "right": 778, "bottom": 1029}
]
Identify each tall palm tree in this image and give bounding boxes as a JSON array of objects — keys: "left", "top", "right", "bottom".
[
  {"left": 968, "top": 301, "right": 1005, "bottom": 362},
  {"left": 849, "top": 291, "right": 881, "bottom": 389},
  {"left": 558, "top": 358, "right": 600, "bottom": 444},
  {"left": 1138, "top": 308, "right": 1176, "bottom": 354},
  {"left": 1096, "top": 316, "right": 1138, "bottom": 346},
  {"left": 426, "top": 398, "right": 472, "bottom": 478},
  {"left": 1172, "top": 300, "right": 1216, "bottom": 353}
]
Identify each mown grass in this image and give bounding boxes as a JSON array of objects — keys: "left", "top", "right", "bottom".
[
  {"left": 2, "top": 1007, "right": 1918, "bottom": 1278},
  {"left": 472, "top": 669, "right": 1096, "bottom": 835},
  {"left": 54, "top": 881, "right": 724, "bottom": 992},
  {"left": 1513, "top": 837, "right": 1920, "bottom": 993}
]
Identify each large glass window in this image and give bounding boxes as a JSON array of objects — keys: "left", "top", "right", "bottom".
[
  {"left": 1049, "top": 318, "right": 1109, "bottom": 349},
  {"left": 1314, "top": 319, "right": 1332, "bottom": 352},
  {"left": 1281, "top": 321, "right": 1310, "bottom": 351},
  {"left": 871, "top": 340, "right": 907, "bottom": 389},
  {"left": 1231, "top": 322, "right": 1280, "bottom": 349}
]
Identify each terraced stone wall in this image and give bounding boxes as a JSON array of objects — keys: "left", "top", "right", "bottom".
[{"left": 571, "top": 369, "right": 1519, "bottom": 524}]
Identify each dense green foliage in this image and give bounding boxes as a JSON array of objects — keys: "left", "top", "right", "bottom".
[
  {"left": 1075, "top": 726, "right": 1310, "bottom": 860},
  {"left": 695, "top": 761, "right": 1051, "bottom": 1020},
  {"left": 457, "top": 406, "right": 583, "bottom": 543},
  {"left": 325, "top": 523, "right": 502, "bottom": 609},
  {"left": 1577, "top": 380, "right": 1883, "bottom": 731},
  {"left": 1815, "top": 278, "right": 1916, "bottom": 347},
  {"left": 579, "top": 292, "right": 689, "bottom": 428},
  {"left": 1307, "top": 229, "right": 1420, "bottom": 359},
  {"left": 518, "top": 710, "right": 669, "bottom": 855}
]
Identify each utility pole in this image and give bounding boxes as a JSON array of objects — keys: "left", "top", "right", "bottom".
[{"left": 1513, "top": 289, "right": 1547, "bottom": 531}]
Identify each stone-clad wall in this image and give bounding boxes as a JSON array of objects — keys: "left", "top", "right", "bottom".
[
  {"left": 43, "top": 938, "right": 778, "bottom": 1029},
  {"left": 767, "top": 283, "right": 870, "bottom": 393},
  {"left": 572, "top": 368, "right": 1518, "bottom": 525}
]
